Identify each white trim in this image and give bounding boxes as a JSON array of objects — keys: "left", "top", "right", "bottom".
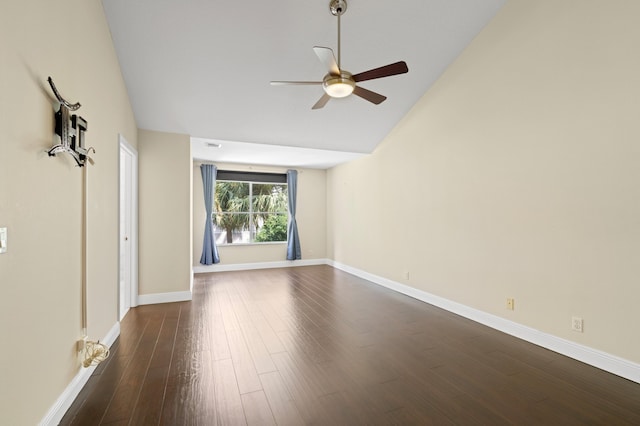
[
  {"left": 39, "top": 322, "right": 121, "bottom": 426},
  {"left": 193, "top": 258, "right": 329, "bottom": 274},
  {"left": 329, "top": 260, "right": 640, "bottom": 385},
  {"left": 138, "top": 290, "right": 192, "bottom": 305}
]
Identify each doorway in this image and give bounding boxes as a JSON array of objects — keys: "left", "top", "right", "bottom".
[{"left": 119, "top": 135, "right": 138, "bottom": 320}]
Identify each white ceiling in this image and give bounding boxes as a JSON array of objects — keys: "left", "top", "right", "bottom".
[{"left": 102, "top": 0, "right": 505, "bottom": 168}]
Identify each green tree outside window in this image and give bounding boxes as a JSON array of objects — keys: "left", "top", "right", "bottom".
[{"left": 214, "top": 181, "right": 288, "bottom": 244}]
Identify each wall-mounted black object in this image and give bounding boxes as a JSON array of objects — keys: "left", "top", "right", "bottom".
[{"left": 47, "top": 77, "right": 94, "bottom": 167}]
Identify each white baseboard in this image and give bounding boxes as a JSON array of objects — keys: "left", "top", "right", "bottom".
[
  {"left": 137, "top": 290, "right": 192, "bottom": 305},
  {"left": 329, "top": 260, "right": 640, "bottom": 385},
  {"left": 39, "top": 322, "right": 121, "bottom": 426},
  {"left": 193, "top": 258, "right": 329, "bottom": 274}
]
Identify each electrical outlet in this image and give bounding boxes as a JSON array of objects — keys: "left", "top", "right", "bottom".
[
  {"left": 506, "top": 298, "right": 515, "bottom": 311},
  {"left": 572, "top": 316, "right": 584, "bottom": 333},
  {"left": 404, "top": 271, "right": 410, "bottom": 280}
]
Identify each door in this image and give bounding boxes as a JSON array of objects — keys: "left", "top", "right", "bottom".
[{"left": 119, "top": 135, "right": 138, "bottom": 320}]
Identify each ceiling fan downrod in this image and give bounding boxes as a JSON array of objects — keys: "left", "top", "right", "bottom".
[{"left": 330, "top": 0, "right": 347, "bottom": 68}]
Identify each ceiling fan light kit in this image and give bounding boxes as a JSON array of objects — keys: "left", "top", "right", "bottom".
[
  {"left": 323, "top": 71, "right": 355, "bottom": 98},
  {"left": 270, "top": 0, "right": 408, "bottom": 109}
]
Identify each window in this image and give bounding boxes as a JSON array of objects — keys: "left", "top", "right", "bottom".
[{"left": 213, "top": 171, "right": 288, "bottom": 245}]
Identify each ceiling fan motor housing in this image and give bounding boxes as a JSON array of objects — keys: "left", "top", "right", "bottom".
[{"left": 323, "top": 71, "right": 355, "bottom": 98}]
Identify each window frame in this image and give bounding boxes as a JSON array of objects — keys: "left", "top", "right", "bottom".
[{"left": 214, "top": 171, "right": 288, "bottom": 246}]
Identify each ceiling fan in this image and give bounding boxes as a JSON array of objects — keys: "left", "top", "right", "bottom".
[{"left": 270, "top": 0, "right": 409, "bottom": 110}]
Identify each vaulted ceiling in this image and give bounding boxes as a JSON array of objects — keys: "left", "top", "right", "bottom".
[{"left": 102, "top": 0, "right": 505, "bottom": 167}]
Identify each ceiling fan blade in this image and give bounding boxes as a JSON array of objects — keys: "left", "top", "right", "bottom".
[
  {"left": 312, "top": 93, "right": 331, "bottom": 110},
  {"left": 353, "top": 86, "right": 387, "bottom": 105},
  {"left": 352, "top": 61, "right": 408, "bottom": 83},
  {"left": 313, "top": 46, "right": 340, "bottom": 75},
  {"left": 270, "top": 81, "right": 322, "bottom": 86}
]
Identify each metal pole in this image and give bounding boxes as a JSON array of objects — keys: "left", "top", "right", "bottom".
[{"left": 337, "top": 13, "right": 341, "bottom": 69}]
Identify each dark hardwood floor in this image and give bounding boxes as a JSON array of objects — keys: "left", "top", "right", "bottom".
[{"left": 61, "top": 265, "right": 640, "bottom": 425}]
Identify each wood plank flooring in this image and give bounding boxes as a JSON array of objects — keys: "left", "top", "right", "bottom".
[{"left": 61, "top": 265, "right": 640, "bottom": 425}]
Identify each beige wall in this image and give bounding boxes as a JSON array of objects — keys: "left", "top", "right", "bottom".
[
  {"left": 328, "top": 0, "right": 640, "bottom": 364},
  {"left": 193, "top": 162, "right": 327, "bottom": 265},
  {"left": 0, "top": 0, "right": 137, "bottom": 423},
  {"left": 138, "top": 130, "right": 192, "bottom": 295}
]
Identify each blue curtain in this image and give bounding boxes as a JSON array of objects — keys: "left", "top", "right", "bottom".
[
  {"left": 286, "top": 169, "right": 302, "bottom": 260},
  {"left": 200, "top": 164, "right": 220, "bottom": 264}
]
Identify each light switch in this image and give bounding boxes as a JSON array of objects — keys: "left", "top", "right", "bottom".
[{"left": 0, "top": 227, "right": 7, "bottom": 254}]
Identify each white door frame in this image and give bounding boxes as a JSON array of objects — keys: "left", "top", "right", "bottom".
[{"left": 119, "top": 134, "right": 139, "bottom": 320}]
